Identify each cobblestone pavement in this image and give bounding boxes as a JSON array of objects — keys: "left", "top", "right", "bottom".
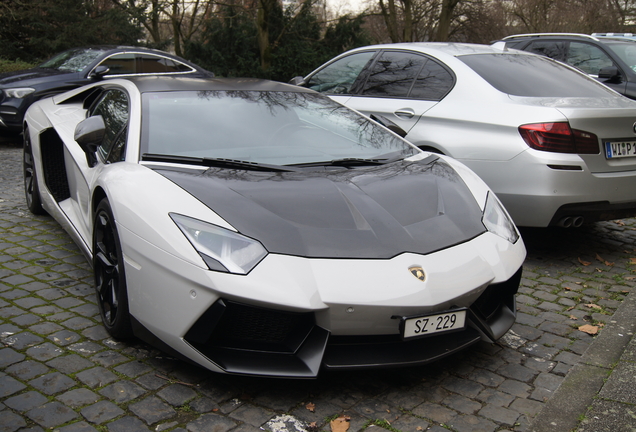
[{"left": 1, "top": 137, "right": 635, "bottom": 432}]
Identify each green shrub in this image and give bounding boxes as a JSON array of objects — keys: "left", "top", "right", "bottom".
[{"left": 0, "top": 58, "right": 37, "bottom": 73}]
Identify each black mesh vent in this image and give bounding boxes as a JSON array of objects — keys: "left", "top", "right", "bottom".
[
  {"left": 472, "top": 267, "right": 522, "bottom": 321},
  {"left": 185, "top": 300, "right": 316, "bottom": 354},
  {"left": 40, "top": 129, "right": 70, "bottom": 202}
]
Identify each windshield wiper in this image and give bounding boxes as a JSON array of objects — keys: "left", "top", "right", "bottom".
[
  {"left": 142, "top": 153, "right": 298, "bottom": 172},
  {"left": 290, "top": 156, "right": 400, "bottom": 169}
]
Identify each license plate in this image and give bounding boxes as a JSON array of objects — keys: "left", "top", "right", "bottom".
[
  {"left": 402, "top": 309, "right": 466, "bottom": 339},
  {"left": 605, "top": 141, "right": 636, "bottom": 159}
]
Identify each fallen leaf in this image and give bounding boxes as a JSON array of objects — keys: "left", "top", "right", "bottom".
[
  {"left": 615, "top": 220, "right": 626, "bottom": 226},
  {"left": 564, "top": 286, "right": 572, "bottom": 291},
  {"left": 579, "top": 324, "right": 598, "bottom": 335},
  {"left": 309, "top": 422, "right": 317, "bottom": 428},
  {"left": 567, "top": 306, "right": 575, "bottom": 311},
  {"left": 595, "top": 268, "right": 603, "bottom": 273},
  {"left": 596, "top": 253, "right": 614, "bottom": 266},
  {"left": 212, "top": 408, "right": 219, "bottom": 412},
  {"left": 585, "top": 303, "right": 602, "bottom": 309},
  {"left": 569, "top": 315, "right": 578, "bottom": 320},
  {"left": 306, "top": 402, "right": 315, "bottom": 413},
  {"left": 416, "top": 428, "right": 424, "bottom": 431},
  {"left": 599, "top": 323, "right": 605, "bottom": 327},
  {"left": 575, "top": 282, "right": 582, "bottom": 285},
  {"left": 330, "top": 416, "right": 350, "bottom": 432},
  {"left": 578, "top": 257, "right": 591, "bottom": 266},
  {"left": 631, "top": 258, "right": 636, "bottom": 264}
]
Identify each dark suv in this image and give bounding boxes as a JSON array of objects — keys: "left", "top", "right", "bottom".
[{"left": 499, "top": 33, "right": 636, "bottom": 99}]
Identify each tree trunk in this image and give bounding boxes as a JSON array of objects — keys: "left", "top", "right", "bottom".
[
  {"left": 435, "top": 0, "right": 460, "bottom": 41},
  {"left": 257, "top": 0, "right": 276, "bottom": 71}
]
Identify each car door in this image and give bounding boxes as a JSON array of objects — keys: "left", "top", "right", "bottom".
[
  {"left": 566, "top": 41, "right": 627, "bottom": 95},
  {"left": 338, "top": 50, "right": 454, "bottom": 134},
  {"left": 66, "top": 88, "right": 129, "bottom": 243}
]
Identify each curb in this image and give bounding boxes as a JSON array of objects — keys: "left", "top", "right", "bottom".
[{"left": 528, "top": 291, "right": 636, "bottom": 431}]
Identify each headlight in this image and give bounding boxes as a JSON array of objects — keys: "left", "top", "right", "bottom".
[
  {"left": 482, "top": 192, "right": 519, "bottom": 244},
  {"left": 171, "top": 213, "right": 267, "bottom": 274},
  {"left": 5, "top": 88, "right": 35, "bottom": 98}
]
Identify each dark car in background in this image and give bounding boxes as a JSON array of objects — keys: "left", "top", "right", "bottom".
[
  {"left": 499, "top": 33, "right": 636, "bottom": 99},
  {"left": 0, "top": 46, "right": 212, "bottom": 135}
]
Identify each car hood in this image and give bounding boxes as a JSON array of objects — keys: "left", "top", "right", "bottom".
[
  {"left": 0, "top": 68, "right": 76, "bottom": 87},
  {"left": 154, "top": 157, "right": 486, "bottom": 259}
]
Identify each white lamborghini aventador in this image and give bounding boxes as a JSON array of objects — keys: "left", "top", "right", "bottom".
[{"left": 23, "top": 76, "right": 526, "bottom": 377}]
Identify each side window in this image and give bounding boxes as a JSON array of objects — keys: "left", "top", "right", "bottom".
[
  {"left": 524, "top": 41, "right": 567, "bottom": 61},
  {"left": 360, "top": 51, "right": 428, "bottom": 97},
  {"left": 136, "top": 54, "right": 193, "bottom": 73},
  {"left": 567, "top": 42, "right": 614, "bottom": 75},
  {"left": 90, "top": 90, "right": 129, "bottom": 163},
  {"left": 98, "top": 54, "right": 136, "bottom": 75},
  {"left": 410, "top": 59, "right": 454, "bottom": 100},
  {"left": 305, "top": 51, "right": 375, "bottom": 94}
]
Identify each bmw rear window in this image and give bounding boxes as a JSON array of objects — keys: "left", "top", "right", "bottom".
[{"left": 458, "top": 53, "right": 618, "bottom": 97}]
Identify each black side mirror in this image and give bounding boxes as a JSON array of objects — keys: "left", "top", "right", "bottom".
[
  {"left": 89, "top": 65, "right": 110, "bottom": 79},
  {"left": 598, "top": 66, "right": 622, "bottom": 83},
  {"left": 289, "top": 76, "right": 305, "bottom": 86},
  {"left": 370, "top": 114, "right": 408, "bottom": 138},
  {"left": 75, "top": 115, "right": 105, "bottom": 167}
]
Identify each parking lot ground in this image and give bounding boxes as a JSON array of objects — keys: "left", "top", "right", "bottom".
[{"left": 1, "top": 137, "right": 635, "bottom": 432}]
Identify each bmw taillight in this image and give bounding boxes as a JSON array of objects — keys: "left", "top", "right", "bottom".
[{"left": 519, "top": 122, "right": 599, "bottom": 154}]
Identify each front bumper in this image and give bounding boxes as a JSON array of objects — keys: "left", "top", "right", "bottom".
[
  {"left": 177, "top": 266, "right": 520, "bottom": 377},
  {"left": 121, "top": 222, "right": 524, "bottom": 377}
]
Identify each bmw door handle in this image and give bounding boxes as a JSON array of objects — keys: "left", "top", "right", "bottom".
[{"left": 395, "top": 108, "right": 415, "bottom": 119}]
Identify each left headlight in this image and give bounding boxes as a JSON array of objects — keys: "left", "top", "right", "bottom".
[
  {"left": 170, "top": 214, "right": 268, "bottom": 274},
  {"left": 5, "top": 87, "right": 35, "bottom": 98},
  {"left": 482, "top": 192, "right": 519, "bottom": 244}
]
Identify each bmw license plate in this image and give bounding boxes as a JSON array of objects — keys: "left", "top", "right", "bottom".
[
  {"left": 605, "top": 141, "right": 636, "bottom": 159},
  {"left": 402, "top": 309, "right": 466, "bottom": 339}
]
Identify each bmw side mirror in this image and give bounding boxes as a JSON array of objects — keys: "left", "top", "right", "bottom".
[
  {"left": 370, "top": 114, "right": 408, "bottom": 138},
  {"left": 289, "top": 76, "right": 305, "bottom": 86},
  {"left": 75, "top": 115, "right": 105, "bottom": 167},
  {"left": 89, "top": 65, "right": 110, "bottom": 79},
  {"left": 598, "top": 66, "right": 621, "bottom": 83}
]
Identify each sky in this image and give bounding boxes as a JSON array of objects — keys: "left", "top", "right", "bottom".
[{"left": 326, "top": 0, "right": 370, "bottom": 14}]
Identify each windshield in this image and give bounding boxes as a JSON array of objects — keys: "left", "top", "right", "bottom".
[
  {"left": 606, "top": 42, "right": 636, "bottom": 72},
  {"left": 141, "top": 90, "right": 417, "bottom": 166},
  {"left": 459, "top": 53, "right": 619, "bottom": 97},
  {"left": 39, "top": 48, "right": 109, "bottom": 72}
]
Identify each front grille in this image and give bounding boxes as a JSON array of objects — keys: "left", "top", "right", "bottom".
[
  {"left": 210, "top": 301, "right": 314, "bottom": 351},
  {"left": 184, "top": 299, "right": 326, "bottom": 377}
]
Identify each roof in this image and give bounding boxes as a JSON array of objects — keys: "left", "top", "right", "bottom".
[{"left": 114, "top": 76, "right": 317, "bottom": 94}]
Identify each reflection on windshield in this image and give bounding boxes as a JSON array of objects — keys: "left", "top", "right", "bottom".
[
  {"left": 141, "top": 90, "right": 416, "bottom": 166},
  {"left": 39, "top": 48, "right": 108, "bottom": 72}
]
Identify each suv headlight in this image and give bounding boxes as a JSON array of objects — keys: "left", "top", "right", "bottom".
[
  {"left": 171, "top": 213, "right": 267, "bottom": 274},
  {"left": 5, "top": 87, "right": 35, "bottom": 98},
  {"left": 482, "top": 192, "right": 519, "bottom": 244}
]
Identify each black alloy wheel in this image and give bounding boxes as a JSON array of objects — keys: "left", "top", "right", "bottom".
[
  {"left": 23, "top": 129, "right": 46, "bottom": 215},
  {"left": 93, "top": 198, "right": 133, "bottom": 339}
]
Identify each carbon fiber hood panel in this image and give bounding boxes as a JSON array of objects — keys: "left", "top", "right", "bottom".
[{"left": 154, "top": 158, "right": 486, "bottom": 258}]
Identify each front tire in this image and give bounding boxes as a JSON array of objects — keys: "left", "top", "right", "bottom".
[
  {"left": 23, "top": 129, "right": 46, "bottom": 215},
  {"left": 93, "top": 198, "right": 133, "bottom": 339}
]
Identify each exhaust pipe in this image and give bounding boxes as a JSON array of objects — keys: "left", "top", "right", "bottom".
[{"left": 557, "top": 216, "right": 584, "bottom": 228}]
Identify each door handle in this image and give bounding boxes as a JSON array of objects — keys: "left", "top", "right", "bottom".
[{"left": 395, "top": 108, "right": 415, "bottom": 119}]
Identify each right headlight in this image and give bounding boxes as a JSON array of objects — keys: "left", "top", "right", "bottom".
[
  {"left": 482, "top": 192, "right": 519, "bottom": 244},
  {"left": 170, "top": 213, "right": 268, "bottom": 274},
  {"left": 5, "top": 87, "right": 35, "bottom": 98}
]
